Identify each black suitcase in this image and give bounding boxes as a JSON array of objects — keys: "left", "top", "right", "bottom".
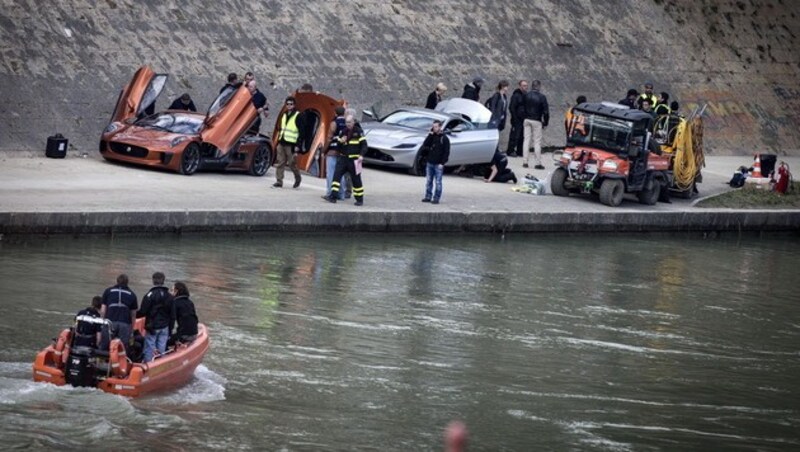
[{"left": 46, "top": 134, "right": 68, "bottom": 158}]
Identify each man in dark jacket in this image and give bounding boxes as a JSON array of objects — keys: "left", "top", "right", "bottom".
[
  {"left": 485, "top": 80, "right": 509, "bottom": 131},
  {"left": 522, "top": 80, "right": 550, "bottom": 170},
  {"left": 247, "top": 80, "right": 269, "bottom": 134},
  {"left": 169, "top": 281, "right": 198, "bottom": 346},
  {"left": 326, "top": 115, "right": 367, "bottom": 205},
  {"left": 100, "top": 274, "right": 137, "bottom": 352},
  {"left": 138, "top": 272, "right": 173, "bottom": 362},
  {"left": 618, "top": 89, "right": 638, "bottom": 108},
  {"left": 168, "top": 93, "right": 197, "bottom": 112},
  {"left": 461, "top": 77, "right": 484, "bottom": 102},
  {"left": 73, "top": 296, "right": 104, "bottom": 348},
  {"left": 220, "top": 72, "right": 238, "bottom": 94},
  {"left": 506, "top": 80, "right": 528, "bottom": 157},
  {"left": 420, "top": 120, "right": 450, "bottom": 204}
]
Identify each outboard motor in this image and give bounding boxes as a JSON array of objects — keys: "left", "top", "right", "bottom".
[{"left": 65, "top": 346, "right": 96, "bottom": 387}]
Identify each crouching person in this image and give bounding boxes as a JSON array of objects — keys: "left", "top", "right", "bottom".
[
  {"left": 169, "top": 281, "right": 198, "bottom": 347},
  {"left": 138, "top": 272, "right": 173, "bottom": 362}
]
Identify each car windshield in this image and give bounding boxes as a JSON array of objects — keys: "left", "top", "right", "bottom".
[
  {"left": 568, "top": 112, "right": 632, "bottom": 154},
  {"left": 136, "top": 113, "right": 202, "bottom": 135},
  {"left": 382, "top": 111, "right": 438, "bottom": 130}
]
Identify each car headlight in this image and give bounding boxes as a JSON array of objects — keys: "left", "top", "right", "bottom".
[
  {"left": 170, "top": 136, "right": 189, "bottom": 148},
  {"left": 392, "top": 143, "right": 417, "bottom": 149},
  {"left": 601, "top": 160, "right": 618, "bottom": 171},
  {"left": 103, "top": 122, "right": 121, "bottom": 134}
]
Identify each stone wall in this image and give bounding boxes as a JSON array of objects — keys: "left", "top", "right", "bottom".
[{"left": 1, "top": 0, "right": 798, "bottom": 155}]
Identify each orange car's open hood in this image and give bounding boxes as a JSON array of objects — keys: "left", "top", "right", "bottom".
[
  {"left": 110, "top": 65, "right": 167, "bottom": 123},
  {"left": 200, "top": 86, "right": 257, "bottom": 154}
]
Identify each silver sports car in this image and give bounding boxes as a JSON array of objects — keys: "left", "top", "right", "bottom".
[{"left": 361, "top": 99, "right": 499, "bottom": 176}]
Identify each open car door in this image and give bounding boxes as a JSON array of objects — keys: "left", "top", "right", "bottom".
[
  {"left": 435, "top": 98, "right": 492, "bottom": 127},
  {"left": 200, "top": 85, "right": 257, "bottom": 155},
  {"left": 110, "top": 65, "right": 168, "bottom": 123},
  {"left": 272, "top": 91, "right": 345, "bottom": 177}
]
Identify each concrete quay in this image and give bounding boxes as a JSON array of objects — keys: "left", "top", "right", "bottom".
[{"left": 0, "top": 153, "right": 798, "bottom": 235}]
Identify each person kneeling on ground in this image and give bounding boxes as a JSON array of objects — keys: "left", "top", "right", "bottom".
[
  {"left": 138, "top": 271, "right": 173, "bottom": 362},
  {"left": 168, "top": 281, "right": 198, "bottom": 347},
  {"left": 484, "top": 149, "right": 518, "bottom": 184}
]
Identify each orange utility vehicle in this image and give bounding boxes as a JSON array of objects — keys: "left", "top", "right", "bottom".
[
  {"left": 552, "top": 102, "right": 703, "bottom": 206},
  {"left": 33, "top": 317, "right": 209, "bottom": 397}
]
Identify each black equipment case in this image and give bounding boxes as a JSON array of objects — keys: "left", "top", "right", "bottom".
[{"left": 46, "top": 134, "right": 68, "bottom": 158}]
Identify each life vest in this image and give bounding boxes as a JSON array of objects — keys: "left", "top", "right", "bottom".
[
  {"left": 54, "top": 328, "right": 71, "bottom": 367},
  {"left": 109, "top": 338, "right": 129, "bottom": 378},
  {"left": 279, "top": 111, "right": 299, "bottom": 144}
]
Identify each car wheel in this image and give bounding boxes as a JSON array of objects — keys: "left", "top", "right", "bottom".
[
  {"left": 550, "top": 167, "right": 570, "bottom": 197},
  {"left": 637, "top": 176, "right": 660, "bottom": 205},
  {"left": 179, "top": 143, "right": 201, "bottom": 175},
  {"left": 599, "top": 179, "right": 624, "bottom": 207},
  {"left": 409, "top": 151, "right": 428, "bottom": 177},
  {"left": 672, "top": 181, "right": 695, "bottom": 199},
  {"left": 248, "top": 143, "right": 272, "bottom": 177}
]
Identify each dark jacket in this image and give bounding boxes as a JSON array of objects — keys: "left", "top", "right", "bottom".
[
  {"left": 485, "top": 92, "right": 508, "bottom": 130},
  {"left": 138, "top": 285, "right": 173, "bottom": 332},
  {"left": 523, "top": 90, "right": 550, "bottom": 127},
  {"left": 73, "top": 307, "right": 101, "bottom": 348},
  {"left": 425, "top": 91, "right": 440, "bottom": 109},
  {"left": 219, "top": 82, "right": 238, "bottom": 94},
  {"left": 171, "top": 295, "right": 198, "bottom": 338},
  {"left": 420, "top": 132, "right": 450, "bottom": 165},
  {"left": 102, "top": 284, "right": 137, "bottom": 324},
  {"left": 618, "top": 97, "right": 636, "bottom": 109},
  {"left": 342, "top": 124, "right": 367, "bottom": 157},
  {"left": 168, "top": 98, "right": 197, "bottom": 112},
  {"left": 461, "top": 84, "right": 480, "bottom": 101},
  {"left": 509, "top": 88, "right": 526, "bottom": 119}
]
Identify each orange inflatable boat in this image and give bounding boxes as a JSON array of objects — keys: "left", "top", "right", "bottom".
[{"left": 33, "top": 317, "right": 209, "bottom": 397}]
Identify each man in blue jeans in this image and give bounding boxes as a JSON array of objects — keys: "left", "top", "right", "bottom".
[
  {"left": 420, "top": 120, "right": 450, "bottom": 204},
  {"left": 137, "top": 272, "right": 173, "bottom": 362}
]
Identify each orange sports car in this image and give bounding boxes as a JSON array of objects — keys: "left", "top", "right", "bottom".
[{"left": 99, "top": 65, "right": 272, "bottom": 176}]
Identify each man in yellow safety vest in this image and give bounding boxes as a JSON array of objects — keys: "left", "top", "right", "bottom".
[{"left": 272, "top": 96, "right": 302, "bottom": 188}]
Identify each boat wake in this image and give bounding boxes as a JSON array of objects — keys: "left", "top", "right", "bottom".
[{"left": 147, "top": 365, "right": 227, "bottom": 405}]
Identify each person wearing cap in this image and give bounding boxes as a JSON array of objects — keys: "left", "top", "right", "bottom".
[
  {"left": 636, "top": 82, "right": 658, "bottom": 110},
  {"left": 425, "top": 82, "right": 447, "bottom": 109},
  {"left": 168, "top": 93, "right": 197, "bottom": 112},
  {"left": 461, "top": 77, "right": 483, "bottom": 102}
]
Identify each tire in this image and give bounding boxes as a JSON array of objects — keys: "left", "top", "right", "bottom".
[
  {"left": 637, "top": 176, "right": 660, "bottom": 205},
  {"left": 179, "top": 142, "right": 201, "bottom": 175},
  {"left": 409, "top": 151, "right": 428, "bottom": 177},
  {"left": 248, "top": 143, "right": 272, "bottom": 176},
  {"left": 550, "top": 167, "right": 570, "bottom": 197},
  {"left": 599, "top": 179, "right": 624, "bottom": 207},
  {"left": 673, "top": 182, "right": 695, "bottom": 199}
]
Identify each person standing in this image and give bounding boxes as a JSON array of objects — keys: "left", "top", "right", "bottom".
[
  {"left": 506, "top": 80, "right": 528, "bottom": 157},
  {"left": 636, "top": 82, "right": 658, "bottom": 110},
  {"left": 168, "top": 93, "right": 197, "bottom": 112},
  {"left": 774, "top": 161, "right": 791, "bottom": 194},
  {"left": 100, "top": 274, "right": 138, "bottom": 352},
  {"left": 326, "top": 115, "right": 366, "bottom": 205},
  {"left": 137, "top": 272, "right": 173, "bottom": 363},
  {"left": 654, "top": 92, "right": 671, "bottom": 115},
  {"left": 273, "top": 96, "right": 302, "bottom": 188},
  {"left": 619, "top": 89, "right": 638, "bottom": 108},
  {"left": 565, "top": 95, "right": 587, "bottom": 136},
  {"left": 485, "top": 80, "right": 510, "bottom": 131},
  {"left": 169, "top": 281, "right": 198, "bottom": 346},
  {"left": 521, "top": 79, "right": 550, "bottom": 170},
  {"left": 73, "top": 296, "right": 104, "bottom": 348},
  {"left": 420, "top": 120, "right": 450, "bottom": 204},
  {"left": 220, "top": 72, "right": 239, "bottom": 94},
  {"left": 461, "top": 77, "right": 484, "bottom": 102},
  {"left": 324, "top": 106, "right": 348, "bottom": 200},
  {"left": 425, "top": 82, "right": 447, "bottom": 109},
  {"left": 246, "top": 80, "right": 269, "bottom": 134}
]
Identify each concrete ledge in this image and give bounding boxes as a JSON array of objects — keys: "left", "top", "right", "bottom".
[{"left": 1, "top": 210, "right": 798, "bottom": 235}]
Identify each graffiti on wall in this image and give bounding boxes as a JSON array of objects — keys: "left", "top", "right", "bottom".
[{"left": 681, "top": 87, "right": 800, "bottom": 153}]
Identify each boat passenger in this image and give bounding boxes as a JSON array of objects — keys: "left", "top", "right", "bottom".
[
  {"left": 137, "top": 272, "right": 173, "bottom": 362},
  {"left": 100, "top": 274, "right": 138, "bottom": 352},
  {"left": 73, "top": 296, "right": 103, "bottom": 348},
  {"left": 168, "top": 281, "right": 198, "bottom": 347}
]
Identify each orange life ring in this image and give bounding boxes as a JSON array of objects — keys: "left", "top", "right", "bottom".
[
  {"left": 53, "top": 329, "right": 71, "bottom": 367},
  {"left": 109, "top": 339, "right": 129, "bottom": 378}
]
